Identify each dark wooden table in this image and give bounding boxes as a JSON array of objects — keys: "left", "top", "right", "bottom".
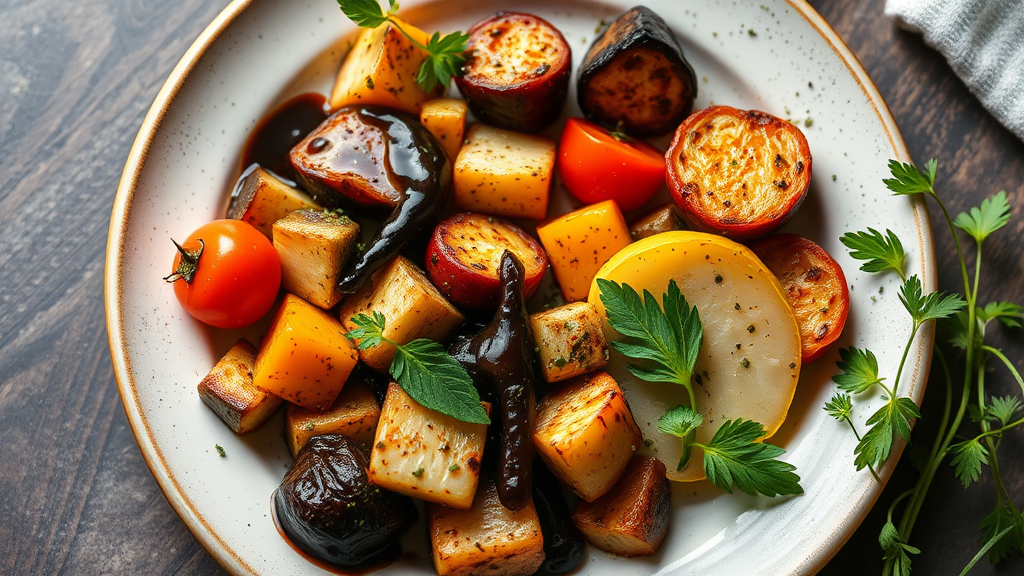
[{"left": 1, "top": 0, "right": 1022, "bottom": 574}]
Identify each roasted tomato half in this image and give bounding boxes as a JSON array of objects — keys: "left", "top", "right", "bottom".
[
  {"left": 165, "top": 219, "right": 281, "bottom": 329},
  {"left": 426, "top": 213, "right": 548, "bottom": 309},
  {"left": 557, "top": 118, "right": 665, "bottom": 212},
  {"left": 456, "top": 12, "right": 571, "bottom": 133},
  {"left": 750, "top": 233, "right": 848, "bottom": 362},
  {"left": 666, "top": 106, "right": 812, "bottom": 241}
]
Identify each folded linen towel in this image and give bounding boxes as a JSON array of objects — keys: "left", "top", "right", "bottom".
[{"left": 886, "top": 0, "right": 1024, "bottom": 141}]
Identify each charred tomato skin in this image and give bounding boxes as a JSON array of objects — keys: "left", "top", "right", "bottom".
[
  {"left": 666, "top": 106, "right": 812, "bottom": 241},
  {"left": 577, "top": 6, "right": 697, "bottom": 136},
  {"left": 274, "top": 434, "right": 418, "bottom": 567},
  {"left": 749, "top": 233, "right": 849, "bottom": 362},
  {"left": 456, "top": 12, "right": 571, "bottom": 133},
  {"left": 425, "top": 213, "right": 548, "bottom": 309}
]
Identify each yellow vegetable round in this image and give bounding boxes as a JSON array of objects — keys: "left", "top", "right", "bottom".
[{"left": 588, "top": 231, "right": 801, "bottom": 482}]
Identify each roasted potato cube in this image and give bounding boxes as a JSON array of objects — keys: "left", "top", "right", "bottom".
[
  {"left": 369, "top": 383, "right": 487, "bottom": 509},
  {"left": 340, "top": 256, "right": 464, "bottom": 372},
  {"left": 421, "top": 99, "right": 469, "bottom": 161},
  {"left": 529, "top": 302, "right": 609, "bottom": 383},
  {"left": 572, "top": 456, "right": 671, "bottom": 556},
  {"left": 226, "top": 166, "right": 319, "bottom": 238},
  {"left": 533, "top": 372, "right": 641, "bottom": 501},
  {"left": 254, "top": 295, "right": 359, "bottom": 410},
  {"left": 272, "top": 209, "right": 361, "bottom": 309},
  {"left": 536, "top": 199, "right": 631, "bottom": 302},
  {"left": 428, "top": 480, "right": 545, "bottom": 576},
  {"left": 453, "top": 125, "right": 555, "bottom": 220},
  {"left": 198, "top": 339, "right": 283, "bottom": 434},
  {"left": 329, "top": 17, "right": 445, "bottom": 115},
  {"left": 285, "top": 377, "right": 381, "bottom": 457}
]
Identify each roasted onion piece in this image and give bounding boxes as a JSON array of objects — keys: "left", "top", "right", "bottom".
[{"left": 274, "top": 434, "right": 418, "bottom": 566}]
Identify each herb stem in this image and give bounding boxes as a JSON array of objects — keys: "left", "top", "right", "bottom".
[
  {"left": 982, "top": 345, "right": 1024, "bottom": 394},
  {"left": 844, "top": 416, "right": 881, "bottom": 482},
  {"left": 959, "top": 525, "right": 1014, "bottom": 576},
  {"left": 891, "top": 322, "right": 921, "bottom": 398}
]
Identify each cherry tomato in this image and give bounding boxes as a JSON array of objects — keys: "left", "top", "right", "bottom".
[
  {"left": 165, "top": 219, "right": 281, "bottom": 328},
  {"left": 556, "top": 117, "right": 666, "bottom": 212}
]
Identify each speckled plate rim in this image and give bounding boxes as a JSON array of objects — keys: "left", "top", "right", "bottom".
[{"left": 103, "top": 1, "right": 936, "bottom": 575}]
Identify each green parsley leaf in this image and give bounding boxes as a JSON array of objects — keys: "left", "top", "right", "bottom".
[
  {"left": 824, "top": 392, "right": 853, "bottom": 421},
  {"left": 840, "top": 228, "right": 907, "bottom": 278},
  {"left": 898, "top": 275, "right": 966, "bottom": 324},
  {"left": 978, "top": 301, "right": 1024, "bottom": 329},
  {"left": 346, "top": 310, "right": 388, "bottom": 349},
  {"left": 416, "top": 31, "right": 470, "bottom": 92},
  {"left": 657, "top": 405, "right": 703, "bottom": 471},
  {"left": 953, "top": 190, "right": 1011, "bottom": 243},
  {"left": 854, "top": 396, "right": 920, "bottom": 470},
  {"left": 883, "top": 158, "right": 937, "bottom": 196},
  {"left": 945, "top": 309, "right": 972, "bottom": 350},
  {"left": 215, "top": 444, "right": 226, "bottom": 457},
  {"left": 346, "top": 312, "right": 489, "bottom": 424},
  {"left": 597, "top": 278, "right": 703, "bottom": 389},
  {"left": 336, "top": 0, "right": 389, "bottom": 28},
  {"left": 978, "top": 502, "right": 1024, "bottom": 563},
  {"left": 987, "top": 395, "right": 1022, "bottom": 426},
  {"left": 336, "top": 0, "right": 468, "bottom": 92},
  {"left": 879, "top": 521, "right": 919, "bottom": 576},
  {"left": 833, "top": 347, "right": 884, "bottom": 394},
  {"left": 391, "top": 338, "right": 490, "bottom": 424},
  {"left": 697, "top": 418, "right": 802, "bottom": 497},
  {"left": 949, "top": 439, "right": 989, "bottom": 488}
]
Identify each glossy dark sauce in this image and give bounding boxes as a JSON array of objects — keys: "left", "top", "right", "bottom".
[
  {"left": 334, "top": 107, "right": 451, "bottom": 293},
  {"left": 271, "top": 491, "right": 407, "bottom": 576},
  {"left": 241, "top": 92, "right": 328, "bottom": 181}
]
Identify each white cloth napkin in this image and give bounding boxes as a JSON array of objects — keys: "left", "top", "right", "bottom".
[{"left": 886, "top": 0, "right": 1024, "bottom": 141}]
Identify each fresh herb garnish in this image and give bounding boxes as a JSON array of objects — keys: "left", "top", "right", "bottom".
[
  {"left": 346, "top": 311, "right": 489, "bottom": 424},
  {"left": 336, "top": 0, "right": 469, "bottom": 92},
  {"left": 598, "top": 279, "right": 800, "bottom": 497},
  {"left": 215, "top": 444, "right": 226, "bottom": 457},
  {"left": 828, "top": 159, "right": 1024, "bottom": 575}
]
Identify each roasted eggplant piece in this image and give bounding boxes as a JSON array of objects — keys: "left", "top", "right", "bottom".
[
  {"left": 577, "top": 6, "right": 697, "bottom": 136},
  {"left": 456, "top": 12, "right": 571, "bottom": 133},
  {"left": 451, "top": 251, "right": 538, "bottom": 511},
  {"left": 274, "top": 434, "right": 418, "bottom": 566},
  {"left": 629, "top": 202, "right": 685, "bottom": 241},
  {"left": 289, "top": 106, "right": 452, "bottom": 293},
  {"left": 571, "top": 455, "right": 671, "bottom": 557},
  {"left": 532, "top": 459, "right": 585, "bottom": 574},
  {"left": 426, "top": 213, "right": 548, "bottom": 309},
  {"left": 750, "top": 233, "right": 849, "bottom": 362},
  {"left": 666, "top": 105, "right": 811, "bottom": 241}
]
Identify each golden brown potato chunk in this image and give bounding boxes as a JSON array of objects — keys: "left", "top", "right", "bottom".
[
  {"left": 572, "top": 456, "right": 671, "bottom": 556},
  {"left": 532, "top": 371, "right": 641, "bottom": 501},
  {"left": 284, "top": 377, "right": 380, "bottom": 457},
  {"left": 198, "top": 339, "right": 282, "bottom": 434},
  {"left": 428, "top": 481, "right": 545, "bottom": 576}
]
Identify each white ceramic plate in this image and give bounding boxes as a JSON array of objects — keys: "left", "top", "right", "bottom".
[{"left": 105, "top": 1, "right": 936, "bottom": 574}]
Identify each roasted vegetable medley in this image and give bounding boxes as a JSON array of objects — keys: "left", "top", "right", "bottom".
[{"left": 167, "top": 3, "right": 852, "bottom": 574}]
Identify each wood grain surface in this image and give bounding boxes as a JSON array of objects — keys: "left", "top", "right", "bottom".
[{"left": 0, "top": 0, "right": 1021, "bottom": 574}]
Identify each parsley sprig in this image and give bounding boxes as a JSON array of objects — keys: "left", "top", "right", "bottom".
[
  {"left": 829, "top": 159, "right": 1024, "bottom": 576},
  {"left": 346, "top": 311, "right": 489, "bottom": 424},
  {"left": 598, "top": 279, "right": 801, "bottom": 498},
  {"left": 337, "top": 0, "right": 469, "bottom": 92}
]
